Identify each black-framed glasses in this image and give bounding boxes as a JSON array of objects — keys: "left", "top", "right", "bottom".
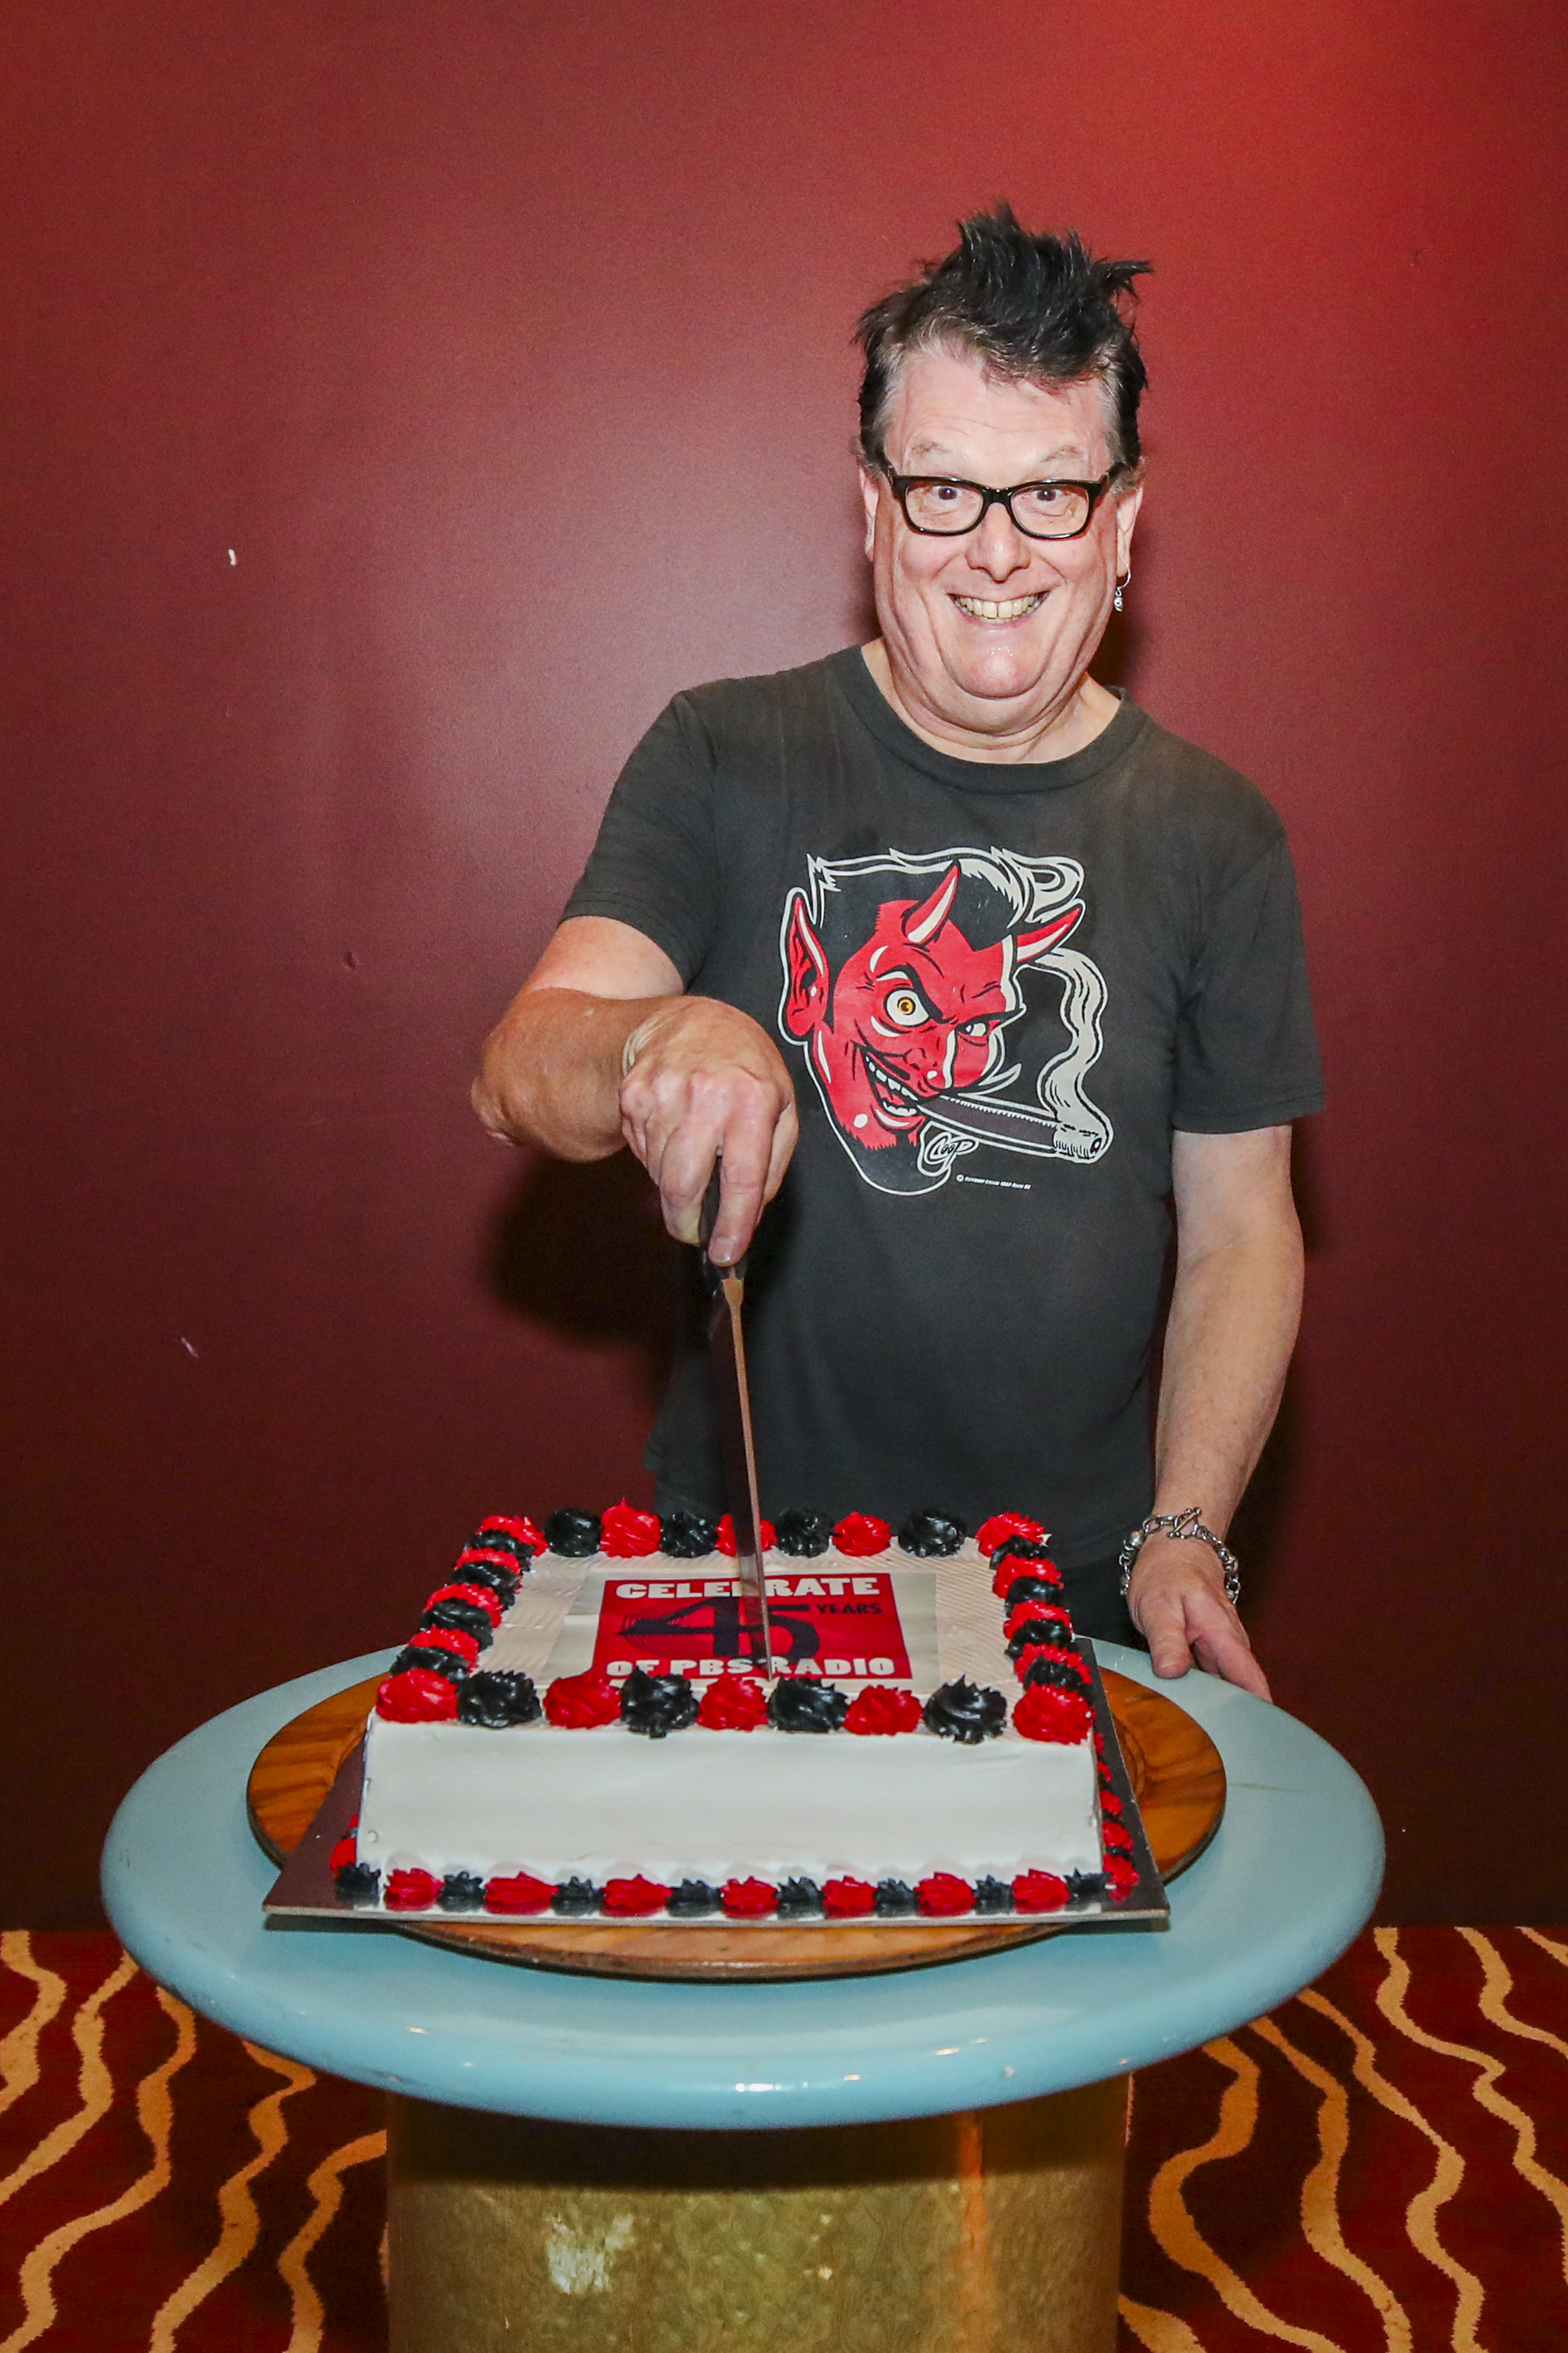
[{"left": 877, "top": 458, "right": 1126, "bottom": 541}]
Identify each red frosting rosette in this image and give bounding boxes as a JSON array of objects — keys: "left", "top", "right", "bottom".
[
  {"left": 695, "top": 1676, "right": 769, "bottom": 1730},
  {"left": 601, "top": 1500, "right": 662, "bottom": 1558},
  {"left": 822, "top": 1877, "right": 877, "bottom": 1917},
  {"left": 916, "top": 1873, "right": 973, "bottom": 1916},
  {"left": 1102, "top": 1821, "right": 1137, "bottom": 1855},
  {"left": 832, "top": 1513, "right": 891, "bottom": 1557},
  {"left": 843, "top": 1686, "right": 923, "bottom": 1736},
  {"left": 1104, "top": 1855, "right": 1140, "bottom": 1899},
  {"left": 410, "top": 1623, "right": 479, "bottom": 1667},
  {"left": 602, "top": 1875, "right": 671, "bottom": 1916},
  {"left": 384, "top": 1867, "right": 441, "bottom": 1911},
  {"left": 991, "top": 1555, "right": 1064, "bottom": 1599},
  {"left": 1099, "top": 1790, "right": 1124, "bottom": 1818},
  {"left": 477, "top": 1513, "right": 546, "bottom": 1554},
  {"left": 715, "top": 1513, "right": 777, "bottom": 1556},
  {"left": 721, "top": 1878, "right": 778, "bottom": 1918},
  {"left": 376, "top": 1667, "right": 459, "bottom": 1722},
  {"left": 1003, "top": 1599, "right": 1072, "bottom": 1642},
  {"left": 976, "top": 1511, "right": 1047, "bottom": 1556},
  {"left": 426, "top": 1580, "right": 504, "bottom": 1627},
  {"left": 543, "top": 1669, "right": 621, "bottom": 1729},
  {"left": 330, "top": 1836, "right": 358, "bottom": 1871},
  {"left": 484, "top": 1873, "right": 556, "bottom": 1915},
  {"left": 454, "top": 1547, "right": 526, "bottom": 1582},
  {"left": 1012, "top": 1869, "right": 1070, "bottom": 1913},
  {"left": 1012, "top": 1684, "right": 1095, "bottom": 1745},
  {"left": 1013, "top": 1642, "right": 1090, "bottom": 1687}
]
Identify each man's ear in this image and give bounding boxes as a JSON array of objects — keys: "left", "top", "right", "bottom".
[
  {"left": 782, "top": 892, "right": 830, "bottom": 1038},
  {"left": 858, "top": 462, "right": 880, "bottom": 561},
  {"left": 1114, "top": 480, "right": 1144, "bottom": 579}
]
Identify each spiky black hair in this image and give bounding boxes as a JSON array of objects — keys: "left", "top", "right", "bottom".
[{"left": 855, "top": 205, "right": 1150, "bottom": 469}]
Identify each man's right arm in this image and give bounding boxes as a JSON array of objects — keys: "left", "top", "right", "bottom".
[{"left": 473, "top": 915, "right": 799, "bottom": 1264}]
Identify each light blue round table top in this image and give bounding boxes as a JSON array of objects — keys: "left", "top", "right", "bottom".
[{"left": 101, "top": 1644, "right": 1382, "bottom": 2132}]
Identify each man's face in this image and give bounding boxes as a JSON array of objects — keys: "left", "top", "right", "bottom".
[{"left": 859, "top": 347, "right": 1141, "bottom": 749}]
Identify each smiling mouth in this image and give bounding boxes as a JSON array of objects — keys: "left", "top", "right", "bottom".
[
  {"left": 951, "top": 593, "right": 1044, "bottom": 622},
  {"left": 860, "top": 1053, "right": 929, "bottom": 1130}
]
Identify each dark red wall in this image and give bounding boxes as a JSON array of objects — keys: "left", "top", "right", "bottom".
[{"left": 4, "top": 1, "right": 1565, "bottom": 1925}]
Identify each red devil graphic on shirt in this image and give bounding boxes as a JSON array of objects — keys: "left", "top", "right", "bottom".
[{"left": 778, "top": 847, "right": 1112, "bottom": 1193}]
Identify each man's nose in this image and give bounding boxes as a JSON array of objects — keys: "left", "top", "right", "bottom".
[{"left": 967, "top": 501, "right": 1034, "bottom": 580}]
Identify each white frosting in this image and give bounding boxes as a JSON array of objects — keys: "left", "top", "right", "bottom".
[{"left": 358, "top": 1716, "right": 1100, "bottom": 1885}]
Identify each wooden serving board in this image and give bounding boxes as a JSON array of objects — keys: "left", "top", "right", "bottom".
[{"left": 249, "top": 1669, "right": 1224, "bottom": 1983}]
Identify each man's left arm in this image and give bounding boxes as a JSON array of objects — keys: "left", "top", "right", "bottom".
[{"left": 1126, "top": 1124, "right": 1304, "bottom": 1700}]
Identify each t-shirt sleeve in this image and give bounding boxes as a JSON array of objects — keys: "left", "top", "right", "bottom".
[
  {"left": 560, "top": 695, "right": 719, "bottom": 985},
  {"left": 1171, "top": 834, "right": 1325, "bottom": 1131}
]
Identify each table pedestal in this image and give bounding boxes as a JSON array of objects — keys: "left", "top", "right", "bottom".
[{"left": 387, "top": 2079, "right": 1127, "bottom": 2352}]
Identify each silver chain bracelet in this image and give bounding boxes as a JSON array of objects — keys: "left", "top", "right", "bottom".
[{"left": 1118, "top": 1507, "right": 1241, "bottom": 1605}]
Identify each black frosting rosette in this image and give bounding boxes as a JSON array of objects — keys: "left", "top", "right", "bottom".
[
  {"left": 666, "top": 1879, "right": 722, "bottom": 1916},
  {"left": 420, "top": 1596, "right": 495, "bottom": 1647},
  {"left": 766, "top": 1677, "right": 849, "bottom": 1733},
  {"left": 550, "top": 1878, "right": 601, "bottom": 1915},
  {"left": 463, "top": 1527, "right": 534, "bottom": 1568},
  {"left": 922, "top": 1678, "right": 1007, "bottom": 1744},
  {"left": 333, "top": 1862, "right": 381, "bottom": 1907},
  {"left": 544, "top": 1508, "right": 603, "bottom": 1557},
  {"left": 971, "top": 1876, "right": 1015, "bottom": 1914},
  {"left": 1021, "top": 1653, "right": 1091, "bottom": 1695},
  {"left": 772, "top": 1508, "right": 832, "bottom": 1558},
  {"left": 457, "top": 1671, "right": 542, "bottom": 1728},
  {"left": 661, "top": 1511, "right": 718, "bottom": 1560},
  {"left": 1001, "top": 1574, "right": 1065, "bottom": 1614},
  {"left": 436, "top": 1872, "right": 485, "bottom": 1911},
  {"left": 896, "top": 1510, "right": 967, "bottom": 1557},
  {"left": 988, "top": 1534, "right": 1057, "bottom": 1573},
  {"left": 1006, "top": 1617, "right": 1070, "bottom": 1660},
  {"left": 618, "top": 1667, "right": 699, "bottom": 1739},
  {"left": 388, "top": 1643, "right": 470, "bottom": 1683},
  {"left": 776, "top": 1876, "right": 825, "bottom": 1916},
  {"left": 873, "top": 1879, "right": 917, "bottom": 1916},
  {"left": 448, "top": 1559, "right": 521, "bottom": 1606}
]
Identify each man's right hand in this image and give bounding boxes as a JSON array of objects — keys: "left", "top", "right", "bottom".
[
  {"left": 473, "top": 915, "right": 799, "bottom": 1263},
  {"left": 618, "top": 996, "right": 797, "bottom": 1262}
]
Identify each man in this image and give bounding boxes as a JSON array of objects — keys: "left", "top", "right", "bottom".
[{"left": 473, "top": 209, "right": 1322, "bottom": 1701}]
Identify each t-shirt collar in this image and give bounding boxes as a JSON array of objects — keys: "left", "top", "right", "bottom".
[{"left": 830, "top": 645, "right": 1147, "bottom": 796}]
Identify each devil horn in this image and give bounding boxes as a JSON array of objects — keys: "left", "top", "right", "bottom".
[
  {"left": 1014, "top": 902, "right": 1084, "bottom": 963},
  {"left": 902, "top": 863, "right": 962, "bottom": 947}
]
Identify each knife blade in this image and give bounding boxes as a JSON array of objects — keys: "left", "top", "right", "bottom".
[{"left": 699, "top": 1169, "right": 774, "bottom": 1678}]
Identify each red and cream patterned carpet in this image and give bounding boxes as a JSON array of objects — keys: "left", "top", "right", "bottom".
[{"left": 3, "top": 1927, "right": 1565, "bottom": 2350}]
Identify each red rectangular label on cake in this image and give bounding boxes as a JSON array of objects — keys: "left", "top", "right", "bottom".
[{"left": 593, "top": 1572, "right": 912, "bottom": 1681}]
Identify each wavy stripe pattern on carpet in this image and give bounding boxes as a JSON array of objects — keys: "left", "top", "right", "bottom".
[
  {"left": 1122, "top": 1927, "right": 1568, "bottom": 2351},
  {"left": 2, "top": 1928, "right": 1566, "bottom": 2347}
]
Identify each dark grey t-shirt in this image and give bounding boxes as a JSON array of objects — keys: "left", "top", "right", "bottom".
[{"left": 565, "top": 648, "right": 1322, "bottom": 1565}]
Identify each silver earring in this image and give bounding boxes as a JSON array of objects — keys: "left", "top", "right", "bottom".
[{"left": 1113, "top": 567, "right": 1131, "bottom": 614}]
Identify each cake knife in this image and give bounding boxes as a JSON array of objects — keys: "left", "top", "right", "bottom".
[{"left": 699, "top": 1168, "right": 774, "bottom": 1678}]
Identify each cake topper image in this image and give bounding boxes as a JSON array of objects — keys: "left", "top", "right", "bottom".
[
  {"left": 614, "top": 1591, "right": 821, "bottom": 1669},
  {"left": 778, "top": 846, "right": 1113, "bottom": 1194}
]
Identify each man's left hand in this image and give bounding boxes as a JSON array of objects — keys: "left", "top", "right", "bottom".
[{"left": 1126, "top": 1531, "right": 1271, "bottom": 1700}]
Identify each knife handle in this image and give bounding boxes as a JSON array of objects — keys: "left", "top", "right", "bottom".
[{"left": 699, "top": 1164, "right": 749, "bottom": 1286}]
